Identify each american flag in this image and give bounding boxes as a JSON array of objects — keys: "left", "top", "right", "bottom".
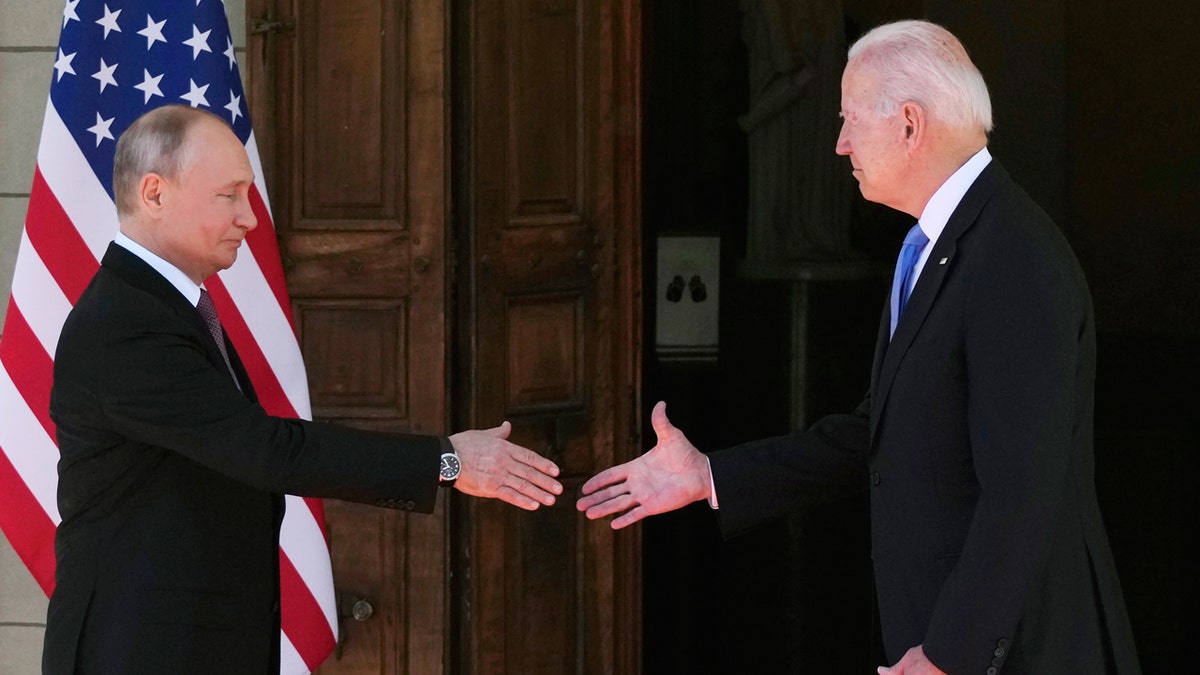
[{"left": 0, "top": 1, "right": 338, "bottom": 671}]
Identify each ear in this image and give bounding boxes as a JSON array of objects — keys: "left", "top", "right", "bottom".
[
  {"left": 899, "top": 101, "right": 926, "bottom": 150},
  {"left": 139, "top": 173, "right": 167, "bottom": 216}
]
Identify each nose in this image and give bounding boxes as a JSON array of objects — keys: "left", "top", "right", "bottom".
[
  {"left": 237, "top": 194, "right": 258, "bottom": 232},
  {"left": 835, "top": 123, "right": 851, "bottom": 156}
]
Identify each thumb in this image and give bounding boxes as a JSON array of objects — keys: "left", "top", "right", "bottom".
[
  {"left": 481, "top": 420, "right": 512, "bottom": 439},
  {"left": 650, "top": 400, "right": 673, "bottom": 442}
]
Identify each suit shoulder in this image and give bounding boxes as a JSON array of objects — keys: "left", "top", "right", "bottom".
[
  {"left": 958, "top": 179, "right": 1093, "bottom": 323},
  {"left": 57, "top": 268, "right": 191, "bottom": 363},
  {"left": 968, "top": 177, "right": 1082, "bottom": 275}
]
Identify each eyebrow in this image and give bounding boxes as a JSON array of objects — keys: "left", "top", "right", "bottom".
[{"left": 216, "top": 178, "right": 253, "bottom": 191}]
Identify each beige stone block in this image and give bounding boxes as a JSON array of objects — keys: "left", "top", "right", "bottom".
[
  {"left": 1, "top": 196, "right": 29, "bottom": 328},
  {"left": 0, "top": 0, "right": 62, "bottom": 48},
  {"left": 0, "top": 624, "right": 45, "bottom": 675},
  {"left": 227, "top": 0, "right": 248, "bottom": 49},
  {"left": 0, "top": 528, "right": 48, "bottom": 624},
  {"left": 0, "top": 0, "right": 246, "bottom": 49},
  {"left": 0, "top": 52, "right": 50, "bottom": 195}
]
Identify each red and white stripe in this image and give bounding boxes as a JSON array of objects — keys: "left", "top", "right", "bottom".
[{"left": 0, "top": 102, "right": 337, "bottom": 672}]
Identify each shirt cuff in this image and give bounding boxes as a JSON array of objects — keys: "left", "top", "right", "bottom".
[{"left": 706, "top": 455, "right": 718, "bottom": 509}]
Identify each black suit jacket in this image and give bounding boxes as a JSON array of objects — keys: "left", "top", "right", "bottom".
[
  {"left": 44, "top": 243, "right": 445, "bottom": 674},
  {"left": 709, "top": 162, "right": 1141, "bottom": 673}
]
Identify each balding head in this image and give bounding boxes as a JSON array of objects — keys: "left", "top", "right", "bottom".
[
  {"left": 112, "top": 105, "right": 227, "bottom": 219},
  {"left": 114, "top": 105, "right": 257, "bottom": 284}
]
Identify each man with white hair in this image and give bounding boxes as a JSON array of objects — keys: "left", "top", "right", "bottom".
[{"left": 579, "top": 20, "right": 1140, "bottom": 674}]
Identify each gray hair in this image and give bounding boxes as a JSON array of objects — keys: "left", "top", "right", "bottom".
[
  {"left": 112, "top": 105, "right": 222, "bottom": 217},
  {"left": 847, "top": 20, "right": 993, "bottom": 133}
]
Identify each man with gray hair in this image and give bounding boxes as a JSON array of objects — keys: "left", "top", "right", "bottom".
[
  {"left": 45, "top": 104, "right": 563, "bottom": 674},
  {"left": 579, "top": 20, "right": 1140, "bottom": 674}
]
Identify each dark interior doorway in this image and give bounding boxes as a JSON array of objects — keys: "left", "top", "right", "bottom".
[
  {"left": 639, "top": 2, "right": 900, "bottom": 672},
  {"left": 638, "top": 1, "right": 1197, "bottom": 673}
]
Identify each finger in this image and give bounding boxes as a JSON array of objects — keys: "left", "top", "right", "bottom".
[
  {"left": 580, "top": 466, "right": 629, "bottom": 496},
  {"left": 610, "top": 505, "right": 650, "bottom": 530},
  {"left": 520, "top": 486, "right": 558, "bottom": 507},
  {"left": 576, "top": 488, "right": 612, "bottom": 512},
  {"left": 510, "top": 461, "right": 563, "bottom": 496},
  {"left": 578, "top": 482, "right": 633, "bottom": 510},
  {"left": 495, "top": 485, "right": 542, "bottom": 511},
  {"left": 504, "top": 474, "right": 560, "bottom": 506},
  {"left": 510, "top": 444, "right": 561, "bottom": 478},
  {"left": 582, "top": 492, "right": 638, "bottom": 520},
  {"left": 649, "top": 400, "right": 671, "bottom": 441}
]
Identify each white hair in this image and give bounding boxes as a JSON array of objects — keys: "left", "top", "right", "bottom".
[{"left": 847, "top": 20, "right": 993, "bottom": 133}]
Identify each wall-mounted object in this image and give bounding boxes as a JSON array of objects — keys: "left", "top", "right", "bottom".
[{"left": 656, "top": 237, "right": 719, "bottom": 362}]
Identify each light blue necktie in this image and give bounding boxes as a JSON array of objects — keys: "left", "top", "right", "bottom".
[{"left": 889, "top": 223, "right": 930, "bottom": 338}]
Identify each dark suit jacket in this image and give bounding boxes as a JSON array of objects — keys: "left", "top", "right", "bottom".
[
  {"left": 44, "top": 243, "right": 445, "bottom": 674},
  {"left": 709, "top": 162, "right": 1141, "bottom": 674}
]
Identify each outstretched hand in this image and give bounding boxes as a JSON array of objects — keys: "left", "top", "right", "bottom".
[
  {"left": 576, "top": 401, "right": 711, "bottom": 529},
  {"left": 450, "top": 421, "right": 562, "bottom": 510}
]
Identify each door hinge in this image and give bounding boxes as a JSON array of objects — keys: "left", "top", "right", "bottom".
[{"left": 251, "top": 18, "right": 296, "bottom": 35}]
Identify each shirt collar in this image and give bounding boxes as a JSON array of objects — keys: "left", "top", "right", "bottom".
[
  {"left": 113, "top": 232, "right": 203, "bottom": 307},
  {"left": 916, "top": 146, "right": 992, "bottom": 242}
]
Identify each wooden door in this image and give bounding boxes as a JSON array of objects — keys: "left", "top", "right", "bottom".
[
  {"left": 453, "top": 1, "right": 642, "bottom": 673},
  {"left": 246, "top": 0, "right": 451, "bottom": 672},
  {"left": 247, "top": 0, "right": 642, "bottom": 671}
]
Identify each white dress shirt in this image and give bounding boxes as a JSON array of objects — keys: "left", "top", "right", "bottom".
[
  {"left": 909, "top": 146, "right": 992, "bottom": 289},
  {"left": 114, "top": 232, "right": 204, "bottom": 307}
]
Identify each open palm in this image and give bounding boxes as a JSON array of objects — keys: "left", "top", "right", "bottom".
[{"left": 576, "top": 401, "right": 711, "bottom": 529}]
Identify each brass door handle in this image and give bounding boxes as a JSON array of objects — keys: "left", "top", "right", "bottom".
[
  {"left": 334, "top": 592, "right": 375, "bottom": 660},
  {"left": 337, "top": 592, "right": 374, "bottom": 621}
]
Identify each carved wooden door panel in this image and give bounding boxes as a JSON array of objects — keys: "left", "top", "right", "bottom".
[
  {"left": 249, "top": 0, "right": 641, "bottom": 671},
  {"left": 454, "top": 0, "right": 642, "bottom": 673},
  {"left": 247, "top": 0, "right": 451, "bottom": 673}
]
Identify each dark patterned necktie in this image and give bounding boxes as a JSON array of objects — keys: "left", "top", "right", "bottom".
[{"left": 197, "top": 289, "right": 240, "bottom": 387}]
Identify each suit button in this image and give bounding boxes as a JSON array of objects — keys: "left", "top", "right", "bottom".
[
  {"left": 992, "top": 656, "right": 1003, "bottom": 667},
  {"left": 997, "top": 638, "right": 1009, "bottom": 649},
  {"left": 994, "top": 646, "right": 1005, "bottom": 657},
  {"left": 405, "top": 500, "right": 416, "bottom": 510},
  {"left": 871, "top": 471, "right": 881, "bottom": 487},
  {"left": 375, "top": 499, "right": 387, "bottom": 507},
  {"left": 986, "top": 668, "right": 997, "bottom": 675},
  {"left": 272, "top": 600, "right": 280, "bottom": 613},
  {"left": 387, "top": 499, "right": 398, "bottom": 508}
]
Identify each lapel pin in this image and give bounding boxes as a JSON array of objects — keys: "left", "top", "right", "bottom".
[{"left": 939, "top": 257, "right": 948, "bottom": 265}]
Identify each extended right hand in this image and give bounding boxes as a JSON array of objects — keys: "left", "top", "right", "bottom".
[
  {"left": 450, "top": 421, "right": 562, "bottom": 510},
  {"left": 576, "top": 401, "right": 711, "bottom": 529}
]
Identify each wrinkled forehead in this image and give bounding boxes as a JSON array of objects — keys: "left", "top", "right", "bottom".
[{"left": 839, "top": 65, "right": 880, "bottom": 109}]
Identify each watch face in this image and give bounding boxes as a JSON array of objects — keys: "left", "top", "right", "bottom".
[{"left": 440, "top": 454, "right": 461, "bottom": 480}]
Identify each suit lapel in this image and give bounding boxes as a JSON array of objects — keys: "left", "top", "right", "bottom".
[
  {"left": 868, "top": 163, "right": 1004, "bottom": 443},
  {"left": 101, "top": 243, "right": 257, "bottom": 401}
]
